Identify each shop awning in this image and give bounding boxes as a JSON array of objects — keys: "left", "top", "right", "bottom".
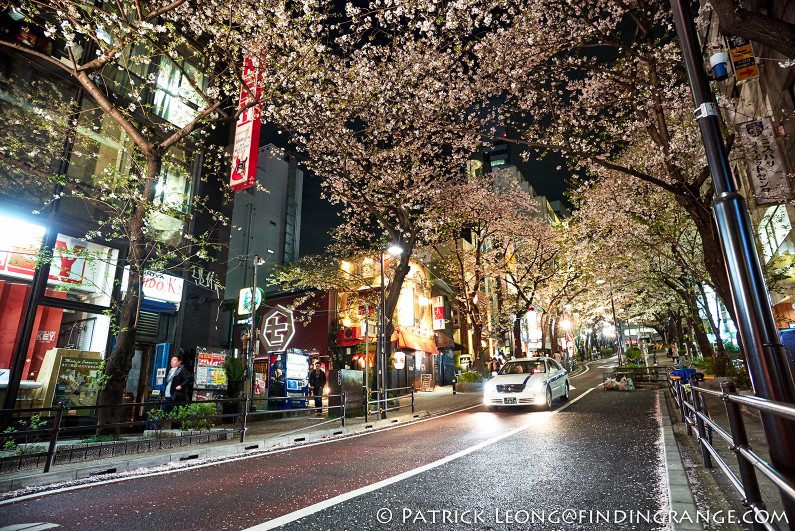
[
  {"left": 435, "top": 331, "right": 454, "bottom": 348},
  {"left": 141, "top": 297, "right": 178, "bottom": 313},
  {"left": 392, "top": 329, "right": 438, "bottom": 354}
]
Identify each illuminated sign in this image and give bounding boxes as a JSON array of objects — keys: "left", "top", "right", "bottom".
[
  {"left": 261, "top": 305, "right": 296, "bottom": 350},
  {"left": 0, "top": 215, "right": 117, "bottom": 294},
  {"left": 432, "top": 296, "right": 445, "bottom": 330},
  {"left": 229, "top": 57, "right": 264, "bottom": 191},
  {"left": 238, "top": 287, "right": 263, "bottom": 315}
]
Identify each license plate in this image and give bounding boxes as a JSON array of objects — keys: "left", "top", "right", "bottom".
[{"left": 504, "top": 397, "right": 517, "bottom": 404}]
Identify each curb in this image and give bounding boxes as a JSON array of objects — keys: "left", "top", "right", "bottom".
[{"left": 658, "top": 390, "right": 704, "bottom": 531}]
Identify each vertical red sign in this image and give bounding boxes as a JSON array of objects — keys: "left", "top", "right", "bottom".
[{"left": 230, "top": 57, "right": 264, "bottom": 191}]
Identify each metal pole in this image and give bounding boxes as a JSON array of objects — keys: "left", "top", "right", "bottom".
[
  {"left": 44, "top": 404, "right": 64, "bottom": 473},
  {"left": 248, "top": 255, "right": 258, "bottom": 405},
  {"left": 671, "top": 1, "right": 795, "bottom": 520},
  {"left": 379, "top": 249, "right": 388, "bottom": 419},
  {"left": 721, "top": 380, "right": 767, "bottom": 527},
  {"left": 610, "top": 290, "right": 622, "bottom": 366},
  {"left": 364, "top": 304, "right": 369, "bottom": 392}
]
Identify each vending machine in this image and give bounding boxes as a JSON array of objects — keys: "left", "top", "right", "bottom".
[{"left": 267, "top": 349, "right": 309, "bottom": 409}]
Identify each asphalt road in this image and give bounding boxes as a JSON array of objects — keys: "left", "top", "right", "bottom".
[{"left": 3, "top": 361, "right": 670, "bottom": 530}]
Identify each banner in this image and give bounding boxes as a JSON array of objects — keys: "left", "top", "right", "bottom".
[
  {"left": 229, "top": 57, "right": 264, "bottom": 191},
  {"left": 741, "top": 117, "right": 788, "bottom": 205},
  {"left": 432, "top": 296, "right": 445, "bottom": 330}
]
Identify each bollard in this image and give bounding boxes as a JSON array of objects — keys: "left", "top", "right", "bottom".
[
  {"left": 688, "top": 376, "right": 712, "bottom": 468},
  {"left": 341, "top": 392, "right": 346, "bottom": 427},
  {"left": 364, "top": 388, "right": 369, "bottom": 423},
  {"left": 452, "top": 377, "right": 457, "bottom": 395},
  {"left": 240, "top": 394, "right": 250, "bottom": 443},
  {"left": 43, "top": 403, "right": 64, "bottom": 473},
  {"left": 721, "top": 381, "right": 767, "bottom": 525},
  {"left": 411, "top": 387, "right": 415, "bottom": 414}
]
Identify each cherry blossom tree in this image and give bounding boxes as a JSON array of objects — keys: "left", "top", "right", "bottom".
[{"left": 1, "top": 0, "right": 329, "bottom": 430}]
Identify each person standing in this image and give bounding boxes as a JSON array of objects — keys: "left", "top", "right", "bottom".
[
  {"left": 308, "top": 362, "right": 326, "bottom": 415},
  {"left": 163, "top": 353, "right": 193, "bottom": 413}
]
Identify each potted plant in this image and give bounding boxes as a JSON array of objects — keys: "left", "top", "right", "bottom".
[{"left": 222, "top": 357, "right": 247, "bottom": 421}]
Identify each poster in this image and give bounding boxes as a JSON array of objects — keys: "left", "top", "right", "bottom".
[
  {"left": 52, "top": 357, "right": 102, "bottom": 414},
  {"left": 194, "top": 347, "right": 228, "bottom": 389}
]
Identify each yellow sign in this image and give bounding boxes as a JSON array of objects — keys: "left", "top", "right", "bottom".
[{"left": 728, "top": 36, "right": 759, "bottom": 81}]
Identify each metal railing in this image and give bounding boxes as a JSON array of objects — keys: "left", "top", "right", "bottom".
[
  {"left": 607, "top": 366, "right": 670, "bottom": 385},
  {"left": 363, "top": 386, "right": 415, "bottom": 422},
  {"left": 668, "top": 376, "right": 795, "bottom": 529},
  {"left": 0, "top": 393, "right": 348, "bottom": 475}
]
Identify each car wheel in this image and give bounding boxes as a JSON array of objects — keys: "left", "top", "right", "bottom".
[
  {"left": 561, "top": 382, "right": 570, "bottom": 401},
  {"left": 545, "top": 386, "right": 553, "bottom": 409}
]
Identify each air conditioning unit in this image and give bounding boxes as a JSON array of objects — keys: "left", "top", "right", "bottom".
[
  {"left": 343, "top": 326, "right": 361, "bottom": 340},
  {"left": 337, "top": 326, "right": 362, "bottom": 346}
]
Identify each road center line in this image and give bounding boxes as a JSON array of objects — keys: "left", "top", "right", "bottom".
[{"left": 246, "top": 386, "right": 598, "bottom": 531}]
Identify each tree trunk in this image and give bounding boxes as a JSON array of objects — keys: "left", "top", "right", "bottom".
[
  {"left": 95, "top": 157, "right": 155, "bottom": 434},
  {"left": 95, "top": 241, "right": 142, "bottom": 435},
  {"left": 675, "top": 194, "right": 738, "bottom": 328}
]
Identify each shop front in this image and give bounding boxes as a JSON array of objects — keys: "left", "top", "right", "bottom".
[
  {"left": 231, "top": 291, "right": 332, "bottom": 407},
  {"left": 0, "top": 211, "right": 121, "bottom": 410}
]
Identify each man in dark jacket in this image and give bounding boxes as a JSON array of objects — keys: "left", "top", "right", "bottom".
[
  {"left": 163, "top": 353, "right": 193, "bottom": 413},
  {"left": 308, "top": 362, "right": 326, "bottom": 414}
]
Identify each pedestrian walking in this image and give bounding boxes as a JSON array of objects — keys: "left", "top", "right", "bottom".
[
  {"left": 669, "top": 342, "right": 679, "bottom": 365},
  {"left": 163, "top": 352, "right": 193, "bottom": 413},
  {"left": 308, "top": 362, "right": 327, "bottom": 414}
]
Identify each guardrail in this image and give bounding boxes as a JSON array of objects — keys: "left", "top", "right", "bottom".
[
  {"left": 363, "top": 386, "right": 415, "bottom": 422},
  {"left": 668, "top": 376, "right": 795, "bottom": 529},
  {"left": 0, "top": 393, "right": 348, "bottom": 475}
]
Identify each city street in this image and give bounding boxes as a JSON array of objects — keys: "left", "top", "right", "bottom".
[{"left": 2, "top": 364, "right": 672, "bottom": 530}]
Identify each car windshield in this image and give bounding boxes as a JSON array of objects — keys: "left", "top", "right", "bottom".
[{"left": 499, "top": 361, "right": 545, "bottom": 375}]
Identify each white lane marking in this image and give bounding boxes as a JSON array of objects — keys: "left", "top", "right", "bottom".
[
  {"left": 0, "top": 524, "right": 60, "bottom": 530},
  {"left": 0, "top": 402, "right": 483, "bottom": 506},
  {"left": 245, "top": 386, "right": 599, "bottom": 531},
  {"left": 569, "top": 385, "right": 577, "bottom": 390}
]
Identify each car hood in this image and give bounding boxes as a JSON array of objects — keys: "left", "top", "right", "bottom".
[{"left": 489, "top": 373, "right": 546, "bottom": 386}]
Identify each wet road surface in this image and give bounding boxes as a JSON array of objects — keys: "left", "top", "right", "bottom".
[{"left": 3, "top": 362, "right": 669, "bottom": 530}]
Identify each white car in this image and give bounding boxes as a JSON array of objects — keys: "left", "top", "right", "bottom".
[{"left": 483, "top": 357, "right": 569, "bottom": 410}]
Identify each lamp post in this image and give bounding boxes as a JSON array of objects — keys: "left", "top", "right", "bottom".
[
  {"left": 597, "top": 279, "right": 623, "bottom": 366},
  {"left": 246, "top": 252, "right": 272, "bottom": 401},
  {"left": 377, "top": 243, "right": 403, "bottom": 419}
]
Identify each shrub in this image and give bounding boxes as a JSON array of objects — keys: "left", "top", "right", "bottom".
[
  {"left": 171, "top": 403, "right": 218, "bottom": 432},
  {"left": 2, "top": 415, "right": 47, "bottom": 455},
  {"left": 600, "top": 347, "right": 614, "bottom": 358},
  {"left": 624, "top": 347, "right": 643, "bottom": 362},
  {"left": 457, "top": 371, "right": 484, "bottom": 383}
]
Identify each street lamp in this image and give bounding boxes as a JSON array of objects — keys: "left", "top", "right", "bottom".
[
  {"left": 377, "top": 243, "right": 403, "bottom": 419},
  {"left": 246, "top": 251, "right": 273, "bottom": 402},
  {"left": 596, "top": 279, "right": 623, "bottom": 366}
]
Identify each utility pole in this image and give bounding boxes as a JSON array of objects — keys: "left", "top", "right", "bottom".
[{"left": 671, "top": 0, "right": 795, "bottom": 519}]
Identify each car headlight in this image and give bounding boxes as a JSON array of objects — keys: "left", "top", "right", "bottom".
[{"left": 526, "top": 382, "right": 545, "bottom": 393}]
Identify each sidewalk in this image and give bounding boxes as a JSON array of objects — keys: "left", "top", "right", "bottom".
[{"left": 0, "top": 387, "right": 483, "bottom": 494}]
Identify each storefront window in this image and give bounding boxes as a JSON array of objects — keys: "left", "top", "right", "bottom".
[
  {"left": 22, "top": 309, "right": 110, "bottom": 410},
  {"left": 44, "top": 233, "right": 119, "bottom": 307}
]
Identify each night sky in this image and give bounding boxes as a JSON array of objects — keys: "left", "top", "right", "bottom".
[{"left": 260, "top": 127, "right": 570, "bottom": 258}]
